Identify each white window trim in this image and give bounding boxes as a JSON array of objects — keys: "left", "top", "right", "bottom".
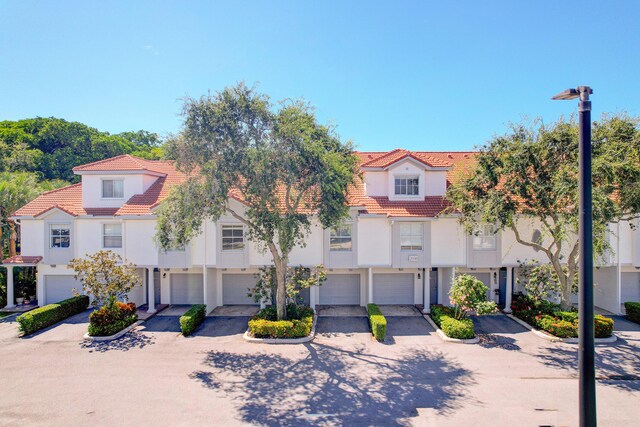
[
  {"left": 399, "top": 222, "right": 423, "bottom": 251},
  {"left": 221, "top": 224, "right": 245, "bottom": 252},
  {"left": 393, "top": 175, "right": 421, "bottom": 197},
  {"left": 473, "top": 224, "right": 497, "bottom": 251},
  {"left": 49, "top": 223, "right": 71, "bottom": 249},
  {"left": 102, "top": 223, "right": 123, "bottom": 249},
  {"left": 329, "top": 222, "right": 353, "bottom": 252},
  {"left": 101, "top": 178, "right": 125, "bottom": 200}
]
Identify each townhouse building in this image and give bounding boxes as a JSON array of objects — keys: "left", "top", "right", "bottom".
[{"left": 3, "top": 150, "right": 639, "bottom": 315}]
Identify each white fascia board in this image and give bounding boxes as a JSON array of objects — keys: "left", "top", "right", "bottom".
[{"left": 74, "top": 170, "right": 166, "bottom": 177}]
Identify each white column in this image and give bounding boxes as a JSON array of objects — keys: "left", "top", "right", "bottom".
[
  {"left": 5, "top": 266, "right": 15, "bottom": 308},
  {"left": 422, "top": 268, "right": 431, "bottom": 313},
  {"left": 367, "top": 268, "right": 373, "bottom": 304},
  {"left": 504, "top": 267, "right": 513, "bottom": 313},
  {"left": 310, "top": 278, "right": 318, "bottom": 310},
  {"left": 147, "top": 268, "right": 156, "bottom": 313},
  {"left": 203, "top": 266, "right": 209, "bottom": 312}
]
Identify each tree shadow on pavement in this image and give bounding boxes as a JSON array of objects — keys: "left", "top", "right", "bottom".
[
  {"left": 536, "top": 338, "right": 640, "bottom": 391},
  {"left": 79, "top": 330, "right": 155, "bottom": 353},
  {"left": 476, "top": 334, "right": 521, "bottom": 351},
  {"left": 190, "top": 342, "right": 474, "bottom": 426}
]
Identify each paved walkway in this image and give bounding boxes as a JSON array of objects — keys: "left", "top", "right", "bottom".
[{"left": 0, "top": 309, "right": 638, "bottom": 426}]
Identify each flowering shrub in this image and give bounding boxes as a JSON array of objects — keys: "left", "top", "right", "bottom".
[
  {"left": 512, "top": 294, "right": 613, "bottom": 338},
  {"left": 449, "top": 274, "right": 497, "bottom": 319},
  {"left": 88, "top": 302, "right": 138, "bottom": 337}
]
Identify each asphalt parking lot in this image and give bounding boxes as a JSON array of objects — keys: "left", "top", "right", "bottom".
[{"left": 0, "top": 310, "right": 638, "bottom": 426}]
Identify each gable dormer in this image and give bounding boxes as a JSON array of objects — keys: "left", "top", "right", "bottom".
[
  {"left": 72, "top": 155, "right": 165, "bottom": 209},
  {"left": 360, "top": 149, "right": 452, "bottom": 199}
]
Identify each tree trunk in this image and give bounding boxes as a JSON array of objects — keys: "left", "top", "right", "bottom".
[
  {"left": 7, "top": 220, "right": 17, "bottom": 258},
  {"left": 268, "top": 242, "right": 289, "bottom": 321}
]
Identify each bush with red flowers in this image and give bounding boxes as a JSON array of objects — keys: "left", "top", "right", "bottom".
[{"left": 88, "top": 301, "right": 138, "bottom": 337}]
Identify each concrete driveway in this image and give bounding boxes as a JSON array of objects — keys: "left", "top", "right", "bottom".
[{"left": 0, "top": 307, "right": 639, "bottom": 426}]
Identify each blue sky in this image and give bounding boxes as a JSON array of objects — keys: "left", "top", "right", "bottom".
[{"left": 1, "top": 1, "right": 638, "bottom": 151}]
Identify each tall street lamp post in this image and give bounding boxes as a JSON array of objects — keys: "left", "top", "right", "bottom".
[{"left": 552, "top": 86, "right": 596, "bottom": 427}]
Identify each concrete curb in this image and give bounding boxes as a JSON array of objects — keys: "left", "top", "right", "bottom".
[
  {"left": 243, "top": 315, "right": 317, "bottom": 344},
  {"left": 505, "top": 313, "right": 617, "bottom": 344},
  {"left": 424, "top": 314, "right": 479, "bottom": 344},
  {"left": 83, "top": 320, "right": 144, "bottom": 342}
]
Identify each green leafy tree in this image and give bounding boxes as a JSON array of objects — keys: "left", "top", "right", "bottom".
[
  {"left": 0, "top": 172, "right": 68, "bottom": 258},
  {"left": 156, "top": 83, "right": 359, "bottom": 320},
  {"left": 516, "top": 261, "right": 570, "bottom": 303},
  {"left": 0, "top": 117, "right": 164, "bottom": 182},
  {"left": 448, "top": 114, "right": 640, "bottom": 309},
  {"left": 0, "top": 172, "right": 41, "bottom": 258},
  {"left": 69, "top": 250, "right": 141, "bottom": 308},
  {"left": 449, "top": 274, "right": 497, "bottom": 319},
  {"left": 250, "top": 265, "right": 327, "bottom": 305}
]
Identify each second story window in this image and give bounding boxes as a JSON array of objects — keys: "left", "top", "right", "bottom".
[
  {"left": 102, "top": 179, "right": 124, "bottom": 198},
  {"left": 400, "top": 223, "right": 423, "bottom": 251},
  {"left": 50, "top": 224, "right": 70, "bottom": 248},
  {"left": 394, "top": 176, "right": 419, "bottom": 196},
  {"left": 473, "top": 224, "right": 497, "bottom": 250},
  {"left": 222, "top": 225, "right": 244, "bottom": 251},
  {"left": 103, "top": 223, "right": 122, "bottom": 248},
  {"left": 330, "top": 223, "right": 352, "bottom": 251}
]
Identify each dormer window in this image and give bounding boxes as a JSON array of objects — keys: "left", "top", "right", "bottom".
[
  {"left": 394, "top": 176, "right": 419, "bottom": 196},
  {"left": 102, "top": 179, "right": 124, "bottom": 198}
]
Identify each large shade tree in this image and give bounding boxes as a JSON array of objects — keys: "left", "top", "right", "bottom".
[
  {"left": 448, "top": 114, "right": 640, "bottom": 309},
  {"left": 156, "top": 84, "right": 359, "bottom": 320}
]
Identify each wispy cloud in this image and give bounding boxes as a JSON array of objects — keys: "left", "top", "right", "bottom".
[{"left": 143, "top": 45, "right": 159, "bottom": 56}]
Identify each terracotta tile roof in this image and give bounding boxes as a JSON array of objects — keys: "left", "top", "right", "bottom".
[
  {"left": 13, "top": 150, "right": 477, "bottom": 219},
  {"left": 358, "top": 196, "right": 451, "bottom": 217},
  {"left": 72, "top": 154, "right": 165, "bottom": 173},
  {"left": 360, "top": 149, "right": 453, "bottom": 169},
  {"left": 2, "top": 255, "right": 43, "bottom": 265}
]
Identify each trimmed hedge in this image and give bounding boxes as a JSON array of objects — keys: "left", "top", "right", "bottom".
[
  {"left": 430, "top": 304, "right": 475, "bottom": 340},
  {"left": 17, "top": 295, "right": 89, "bottom": 335},
  {"left": 366, "top": 304, "right": 387, "bottom": 341},
  {"left": 625, "top": 302, "right": 640, "bottom": 324},
  {"left": 180, "top": 304, "right": 206, "bottom": 336},
  {"left": 248, "top": 304, "right": 314, "bottom": 339},
  {"left": 88, "top": 302, "right": 138, "bottom": 337}
]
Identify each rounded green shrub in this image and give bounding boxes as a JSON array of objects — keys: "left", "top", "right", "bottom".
[{"left": 179, "top": 304, "right": 206, "bottom": 336}]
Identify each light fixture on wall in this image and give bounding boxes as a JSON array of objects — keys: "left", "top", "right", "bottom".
[
  {"left": 417, "top": 273, "right": 421, "bottom": 279},
  {"left": 162, "top": 273, "right": 166, "bottom": 279}
]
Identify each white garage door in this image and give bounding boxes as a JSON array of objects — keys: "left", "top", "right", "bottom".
[
  {"left": 45, "top": 275, "right": 83, "bottom": 305},
  {"left": 622, "top": 272, "right": 640, "bottom": 303},
  {"left": 469, "top": 272, "right": 492, "bottom": 300},
  {"left": 170, "top": 274, "right": 204, "bottom": 305},
  {"left": 222, "top": 274, "right": 258, "bottom": 305},
  {"left": 319, "top": 274, "right": 360, "bottom": 305},
  {"left": 373, "top": 273, "right": 414, "bottom": 305}
]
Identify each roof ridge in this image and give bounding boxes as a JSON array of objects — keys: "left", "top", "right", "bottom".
[{"left": 72, "top": 154, "right": 133, "bottom": 171}]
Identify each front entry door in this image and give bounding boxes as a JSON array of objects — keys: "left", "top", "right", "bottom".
[
  {"left": 498, "top": 268, "right": 507, "bottom": 308},
  {"left": 429, "top": 269, "right": 438, "bottom": 305}
]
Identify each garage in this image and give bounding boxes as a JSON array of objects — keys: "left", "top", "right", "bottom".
[
  {"left": 319, "top": 274, "right": 360, "bottom": 305},
  {"left": 622, "top": 272, "right": 640, "bottom": 303},
  {"left": 373, "top": 273, "right": 414, "bottom": 305},
  {"left": 222, "top": 274, "right": 258, "bottom": 305},
  {"left": 469, "top": 272, "right": 492, "bottom": 300},
  {"left": 45, "top": 275, "right": 83, "bottom": 305},
  {"left": 170, "top": 273, "right": 204, "bottom": 305}
]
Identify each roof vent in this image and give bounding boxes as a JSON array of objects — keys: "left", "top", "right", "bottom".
[
  {"left": 463, "top": 154, "right": 469, "bottom": 158},
  {"left": 447, "top": 154, "right": 453, "bottom": 159}
]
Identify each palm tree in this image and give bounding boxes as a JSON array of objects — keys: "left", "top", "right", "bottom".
[{"left": 0, "top": 172, "right": 41, "bottom": 258}]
